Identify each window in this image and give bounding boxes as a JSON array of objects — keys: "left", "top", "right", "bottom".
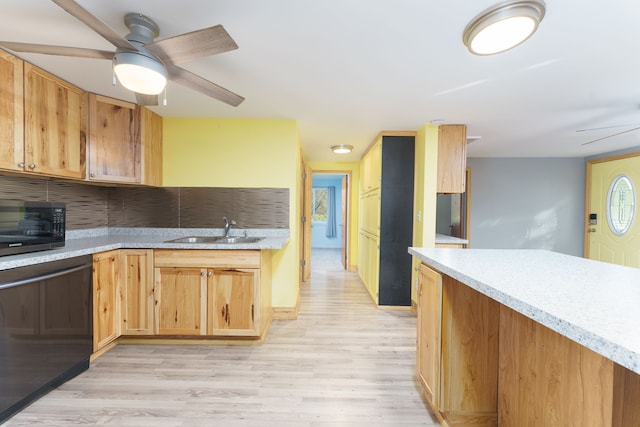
[
  {"left": 606, "top": 174, "right": 636, "bottom": 236},
  {"left": 312, "top": 188, "right": 328, "bottom": 222}
]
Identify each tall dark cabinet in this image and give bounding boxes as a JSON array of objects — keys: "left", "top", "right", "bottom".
[{"left": 359, "top": 134, "right": 415, "bottom": 306}]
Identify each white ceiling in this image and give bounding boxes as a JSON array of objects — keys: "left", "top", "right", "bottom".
[{"left": 2, "top": 0, "right": 640, "bottom": 162}]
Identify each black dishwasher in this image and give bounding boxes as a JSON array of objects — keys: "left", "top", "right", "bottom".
[{"left": 0, "top": 255, "right": 93, "bottom": 423}]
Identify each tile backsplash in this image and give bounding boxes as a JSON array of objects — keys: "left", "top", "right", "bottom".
[{"left": 0, "top": 174, "right": 289, "bottom": 230}]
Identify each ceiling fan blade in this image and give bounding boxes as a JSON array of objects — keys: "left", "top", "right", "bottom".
[
  {"left": 51, "top": 0, "right": 136, "bottom": 51},
  {"left": 0, "top": 41, "right": 113, "bottom": 60},
  {"left": 145, "top": 25, "right": 238, "bottom": 65},
  {"left": 576, "top": 123, "right": 640, "bottom": 132},
  {"left": 167, "top": 64, "right": 244, "bottom": 107},
  {"left": 135, "top": 93, "right": 159, "bottom": 106},
  {"left": 581, "top": 126, "right": 640, "bottom": 146}
]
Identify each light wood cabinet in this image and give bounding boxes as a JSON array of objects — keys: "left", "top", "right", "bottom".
[
  {"left": 417, "top": 264, "right": 442, "bottom": 409},
  {"left": 155, "top": 267, "right": 207, "bottom": 336},
  {"left": 92, "top": 250, "right": 120, "bottom": 352},
  {"left": 88, "top": 94, "right": 140, "bottom": 183},
  {"left": 437, "top": 125, "right": 467, "bottom": 193},
  {"left": 153, "top": 250, "right": 272, "bottom": 338},
  {"left": 0, "top": 50, "right": 24, "bottom": 172},
  {"left": 140, "top": 106, "right": 163, "bottom": 186},
  {"left": 417, "top": 263, "right": 499, "bottom": 426},
  {"left": 24, "top": 63, "right": 87, "bottom": 179},
  {"left": 207, "top": 268, "right": 260, "bottom": 336},
  {"left": 120, "top": 249, "right": 154, "bottom": 335}
]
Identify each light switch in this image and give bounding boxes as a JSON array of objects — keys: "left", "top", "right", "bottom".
[{"left": 417, "top": 210, "right": 422, "bottom": 221}]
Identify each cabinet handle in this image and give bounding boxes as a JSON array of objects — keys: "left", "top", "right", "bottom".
[
  {"left": 28, "top": 163, "right": 36, "bottom": 169},
  {"left": 90, "top": 172, "right": 96, "bottom": 178},
  {"left": 207, "top": 271, "right": 212, "bottom": 277},
  {"left": 18, "top": 162, "right": 24, "bottom": 168},
  {"left": 200, "top": 271, "right": 205, "bottom": 277}
]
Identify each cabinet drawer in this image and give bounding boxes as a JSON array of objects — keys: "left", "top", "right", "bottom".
[{"left": 154, "top": 250, "right": 261, "bottom": 269}]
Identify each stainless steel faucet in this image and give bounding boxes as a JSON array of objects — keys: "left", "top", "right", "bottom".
[{"left": 223, "top": 216, "right": 236, "bottom": 237}]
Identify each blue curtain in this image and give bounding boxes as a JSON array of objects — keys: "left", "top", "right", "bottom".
[{"left": 326, "top": 186, "right": 337, "bottom": 238}]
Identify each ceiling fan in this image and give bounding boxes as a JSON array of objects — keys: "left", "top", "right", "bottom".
[
  {"left": 0, "top": 0, "right": 244, "bottom": 107},
  {"left": 578, "top": 124, "right": 640, "bottom": 146}
]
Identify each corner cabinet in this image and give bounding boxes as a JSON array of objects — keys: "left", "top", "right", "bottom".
[
  {"left": 0, "top": 50, "right": 24, "bottom": 172},
  {"left": 92, "top": 250, "right": 120, "bottom": 352},
  {"left": 24, "top": 63, "right": 87, "bottom": 179},
  {"left": 120, "top": 249, "right": 155, "bottom": 335},
  {"left": 140, "top": 106, "right": 163, "bottom": 186},
  {"left": 153, "top": 250, "right": 272, "bottom": 339},
  {"left": 417, "top": 263, "right": 499, "bottom": 426},
  {"left": 88, "top": 94, "right": 140, "bottom": 183},
  {"left": 358, "top": 134, "right": 415, "bottom": 306}
]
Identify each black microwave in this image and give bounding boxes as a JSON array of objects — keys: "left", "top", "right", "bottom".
[{"left": 0, "top": 200, "right": 66, "bottom": 256}]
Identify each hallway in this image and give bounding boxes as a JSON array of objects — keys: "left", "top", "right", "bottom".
[{"left": 5, "top": 258, "right": 437, "bottom": 426}]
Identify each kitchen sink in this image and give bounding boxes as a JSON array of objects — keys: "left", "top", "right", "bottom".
[{"left": 165, "top": 236, "right": 263, "bottom": 244}]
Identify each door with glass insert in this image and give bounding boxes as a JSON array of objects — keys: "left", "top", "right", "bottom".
[{"left": 587, "top": 155, "right": 640, "bottom": 267}]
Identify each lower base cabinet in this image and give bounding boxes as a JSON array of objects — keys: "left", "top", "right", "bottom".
[
  {"left": 120, "top": 249, "right": 154, "bottom": 335},
  {"left": 153, "top": 250, "right": 272, "bottom": 338},
  {"left": 418, "top": 263, "right": 640, "bottom": 426},
  {"left": 92, "top": 250, "right": 120, "bottom": 352}
]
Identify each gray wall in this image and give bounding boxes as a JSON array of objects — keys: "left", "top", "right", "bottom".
[{"left": 467, "top": 158, "right": 585, "bottom": 256}]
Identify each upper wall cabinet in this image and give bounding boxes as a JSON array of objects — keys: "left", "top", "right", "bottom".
[
  {"left": 88, "top": 94, "right": 141, "bottom": 184},
  {"left": 24, "top": 63, "right": 87, "bottom": 179},
  {"left": 139, "top": 106, "right": 163, "bottom": 186},
  {"left": 437, "top": 125, "right": 467, "bottom": 194},
  {"left": 0, "top": 50, "right": 24, "bottom": 172}
]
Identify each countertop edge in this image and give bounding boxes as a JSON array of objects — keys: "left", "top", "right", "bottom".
[{"left": 408, "top": 247, "right": 640, "bottom": 376}]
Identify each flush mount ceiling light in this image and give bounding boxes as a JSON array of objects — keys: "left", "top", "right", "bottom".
[
  {"left": 463, "top": 0, "right": 546, "bottom": 55},
  {"left": 113, "top": 50, "right": 167, "bottom": 95},
  {"left": 331, "top": 144, "right": 354, "bottom": 154}
]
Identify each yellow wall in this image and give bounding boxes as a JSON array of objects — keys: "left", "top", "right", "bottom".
[
  {"left": 307, "top": 161, "right": 360, "bottom": 270},
  {"left": 163, "top": 118, "right": 301, "bottom": 309},
  {"left": 411, "top": 124, "right": 439, "bottom": 301}
]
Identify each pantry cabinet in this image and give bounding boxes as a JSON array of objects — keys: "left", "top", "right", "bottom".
[
  {"left": 0, "top": 50, "right": 24, "bottom": 172},
  {"left": 88, "top": 94, "right": 140, "bottom": 183},
  {"left": 358, "top": 134, "right": 415, "bottom": 306},
  {"left": 92, "top": 250, "right": 120, "bottom": 352},
  {"left": 24, "top": 63, "right": 87, "bottom": 179}
]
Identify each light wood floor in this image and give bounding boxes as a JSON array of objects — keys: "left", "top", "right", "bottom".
[{"left": 5, "top": 254, "right": 438, "bottom": 426}]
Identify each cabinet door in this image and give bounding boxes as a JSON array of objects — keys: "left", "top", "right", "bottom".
[
  {"left": 155, "top": 267, "right": 207, "bottom": 335},
  {"left": 88, "top": 94, "right": 140, "bottom": 183},
  {"left": 93, "top": 250, "right": 120, "bottom": 351},
  {"left": 437, "top": 125, "right": 467, "bottom": 193},
  {"left": 120, "top": 249, "right": 154, "bottom": 335},
  {"left": 140, "top": 106, "right": 163, "bottom": 186},
  {"left": 24, "top": 63, "right": 86, "bottom": 179},
  {"left": 417, "top": 263, "right": 443, "bottom": 409},
  {"left": 0, "top": 50, "right": 24, "bottom": 172},
  {"left": 207, "top": 268, "right": 259, "bottom": 336}
]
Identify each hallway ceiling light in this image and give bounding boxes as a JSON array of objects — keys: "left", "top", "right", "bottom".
[
  {"left": 463, "top": 0, "right": 546, "bottom": 55},
  {"left": 331, "top": 144, "right": 353, "bottom": 154}
]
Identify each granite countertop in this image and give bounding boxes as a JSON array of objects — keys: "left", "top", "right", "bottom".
[
  {"left": 0, "top": 228, "right": 289, "bottom": 271},
  {"left": 435, "top": 234, "right": 468, "bottom": 245},
  {"left": 408, "top": 247, "right": 640, "bottom": 376}
]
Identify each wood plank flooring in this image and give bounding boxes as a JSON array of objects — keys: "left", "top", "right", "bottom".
[{"left": 4, "top": 252, "right": 438, "bottom": 426}]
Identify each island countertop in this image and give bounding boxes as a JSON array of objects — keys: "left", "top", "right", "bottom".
[
  {"left": 0, "top": 228, "right": 289, "bottom": 271},
  {"left": 408, "top": 247, "right": 640, "bottom": 375}
]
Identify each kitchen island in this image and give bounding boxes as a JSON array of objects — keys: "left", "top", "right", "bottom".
[{"left": 409, "top": 247, "right": 640, "bottom": 427}]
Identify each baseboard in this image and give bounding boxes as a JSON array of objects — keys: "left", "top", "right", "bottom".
[{"left": 272, "top": 289, "right": 300, "bottom": 320}]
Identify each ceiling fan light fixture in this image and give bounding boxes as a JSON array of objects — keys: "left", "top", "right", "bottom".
[
  {"left": 463, "top": 0, "right": 546, "bottom": 55},
  {"left": 113, "top": 50, "right": 167, "bottom": 95},
  {"left": 331, "top": 144, "right": 353, "bottom": 154}
]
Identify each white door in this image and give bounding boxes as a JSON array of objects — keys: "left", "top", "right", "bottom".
[{"left": 586, "top": 155, "right": 640, "bottom": 268}]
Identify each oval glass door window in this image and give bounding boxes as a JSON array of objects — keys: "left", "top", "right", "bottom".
[{"left": 606, "top": 175, "right": 636, "bottom": 235}]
